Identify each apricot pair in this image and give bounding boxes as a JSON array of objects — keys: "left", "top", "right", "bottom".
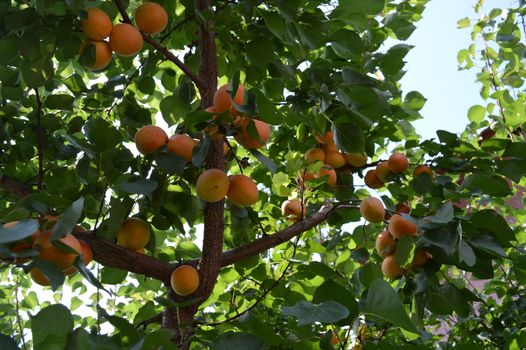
[
  {"left": 306, "top": 145, "right": 346, "bottom": 169},
  {"left": 196, "top": 170, "right": 259, "bottom": 206}
]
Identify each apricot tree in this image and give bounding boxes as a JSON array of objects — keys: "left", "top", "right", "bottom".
[{"left": 0, "top": 0, "right": 525, "bottom": 349}]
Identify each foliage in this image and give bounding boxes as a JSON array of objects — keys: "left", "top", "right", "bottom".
[{"left": 0, "top": 0, "right": 524, "bottom": 349}]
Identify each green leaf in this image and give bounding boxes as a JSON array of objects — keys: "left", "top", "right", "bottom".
[
  {"left": 459, "top": 240, "right": 476, "bottom": 267},
  {"left": 404, "top": 91, "right": 427, "bottom": 111},
  {"left": 313, "top": 280, "right": 359, "bottom": 324},
  {"left": 45, "top": 94, "right": 75, "bottom": 111},
  {"left": 335, "top": 0, "right": 385, "bottom": 15},
  {"left": 130, "top": 329, "right": 177, "bottom": 350},
  {"left": 0, "top": 334, "right": 18, "bottom": 350},
  {"left": 101, "top": 267, "right": 128, "bottom": 285},
  {"left": 0, "top": 220, "right": 39, "bottom": 244},
  {"left": 119, "top": 177, "right": 158, "bottom": 196},
  {"left": 365, "top": 279, "right": 418, "bottom": 334},
  {"left": 469, "top": 209, "right": 515, "bottom": 245},
  {"left": 420, "top": 224, "right": 459, "bottom": 256},
  {"left": 395, "top": 235, "right": 415, "bottom": 266},
  {"left": 51, "top": 198, "right": 84, "bottom": 240},
  {"left": 258, "top": 10, "right": 289, "bottom": 42},
  {"left": 154, "top": 153, "right": 186, "bottom": 175},
  {"left": 74, "top": 257, "right": 110, "bottom": 293},
  {"left": 467, "top": 105, "right": 485, "bottom": 123},
  {"left": 98, "top": 307, "right": 142, "bottom": 343},
  {"left": 462, "top": 174, "right": 512, "bottom": 197},
  {"left": 282, "top": 300, "right": 349, "bottom": 326},
  {"left": 457, "top": 17, "right": 471, "bottom": 28},
  {"left": 248, "top": 149, "right": 277, "bottom": 175},
  {"left": 31, "top": 304, "right": 74, "bottom": 350},
  {"left": 192, "top": 136, "right": 210, "bottom": 167},
  {"left": 211, "top": 332, "right": 266, "bottom": 350},
  {"left": 358, "top": 262, "right": 383, "bottom": 288},
  {"left": 330, "top": 29, "right": 363, "bottom": 58},
  {"left": 470, "top": 233, "right": 506, "bottom": 258},
  {"left": 332, "top": 122, "right": 365, "bottom": 154},
  {"left": 427, "top": 202, "right": 454, "bottom": 224},
  {"left": 83, "top": 118, "right": 122, "bottom": 152}
]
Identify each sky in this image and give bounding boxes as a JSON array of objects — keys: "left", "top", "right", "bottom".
[{"left": 401, "top": 0, "right": 508, "bottom": 139}]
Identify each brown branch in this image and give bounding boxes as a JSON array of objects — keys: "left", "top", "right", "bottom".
[
  {"left": 0, "top": 176, "right": 31, "bottom": 198},
  {"left": 34, "top": 88, "right": 44, "bottom": 191},
  {"left": 111, "top": 0, "right": 205, "bottom": 90}
]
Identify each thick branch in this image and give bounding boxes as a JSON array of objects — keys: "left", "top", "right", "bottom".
[
  {"left": 220, "top": 204, "right": 341, "bottom": 266},
  {"left": 112, "top": 0, "right": 205, "bottom": 89}
]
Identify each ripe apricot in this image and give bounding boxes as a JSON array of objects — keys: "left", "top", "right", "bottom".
[
  {"left": 78, "top": 240, "right": 93, "bottom": 265},
  {"left": 109, "top": 23, "right": 143, "bottom": 57},
  {"left": 314, "top": 131, "right": 334, "bottom": 144},
  {"left": 331, "top": 332, "right": 339, "bottom": 345},
  {"left": 203, "top": 106, "right": 224, "bottom": 139},
  {"left": 375, "top": 161, "right": 391, "bottom": 182},
  {"left": 413, "top": 165, "right": 433, "bottom": 178},
  {"left": 388, "top": 152, "right": 409, "bottom": 173},
  {"left": 323, "top": 143, "right": 339, "bottom": 152},
  {"left": 364, "top": 170, "right": 383, "bottom": 189},
  {"left": 116, "top": 217, "right": 151, "bottom": 251},
  {"left": 234, "top": 117, "right": 271, "bottom": 149},
  {"left": 136, "top": 247, "right": 145, "bottom": 254},
  {"left": 167, "top": 134, "right": 198, "bottom": 161},
  {"left": 395, "top": 202, "right": 411, "bottom": 215},
  {"left": 227, "top": 174, "right": 259, "bottom": 207},
  {"left": 317, "top": 165, "right": 337, "bottom": 187},
  {"left": 135, "top": 2, "right": 168, "bottom": 35},
  {"left": 410, "top": 250, "right": 429, "bottom": 269},
  {"left": 360, "top": 197, "right": 385, "bottom": 223},
  {"left": 346, "top": 153, "right": 368, "bottom": 167},
  {"left": 281, "top": 199, "right": 306, "bottom": 222},
  {"left": 388, "top": 214, "right": 417, "bottom": 239},
  {"left": 171, "top": 265, "right": 199, "bottom": 296},
  {"left": 325, "top": 151, "right": 346, "bottom": 169},
  {"left": 375, "top": 230, "right": 396, "bottom": 257},
  {"left": 196, "top": 169, "right": 230, "bottom": 202},
  {"left": 305, "top": 148, "right": 325, "bottom": 164},
  {"left": 381, "top": 254, "right": 403, "bottom": 279},
  {"left": 81, "top": 8, "right": 113, "bottom": 40},
  {"left": 80, "top": 40, "right": 112, "bottom": 70},
  {"left": 135, "top": 125, "right": 168, "bottom": 155},
  {"left": 213, "top": 83, "right": 245, "bottom": 114},
  {"left": 30, "top": 268, "right": 51, "bottom": 287},
  {"left": 38, "top": 233, "right": 83, "bottom": 270}
]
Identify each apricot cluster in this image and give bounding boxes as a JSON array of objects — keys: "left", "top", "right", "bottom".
[
  {"left": 79, "top": 2, "right": 168, "bottom": 70},
  {"left": 195, "top": 169, "right": 260, "bottom": 206},
  {"left": 365, "top": 152, "right": 409, "bottom": 189},
  {"left": 2, "top": 217, "right": 93, "bottom": 286}
]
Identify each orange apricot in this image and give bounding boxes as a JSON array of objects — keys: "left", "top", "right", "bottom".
[
  {"left": 196, "top": 169, "right": 230, "bottom": 202},
  {"left": 109, "top": 23, "right": 144, "bottom": 57},
  {"left": 135, "top": 125, "right": 168, "bottom": 155},
  {"left": 323, "top": 143, "right": 339, "bottom": 152},
  {"left": 281, "top": 199, "right": 306, "bottom": 221},
  {"left": 30, "top": 268, "right": 51, "bottom": 287},
  {"left": 213, "top": 83, "right": 245, "bottom": 114},
  {"left": 317, "top": 165, "right": 337, "bottom": 187},
  {"left": 234, "top": 117, "right": 271, "bottom": 149},
  {"left": 375, "top": 230, "right": 396, "bottom": 257},
  {"left": 78, "top": 240, "right": 93, "bottom": 265},
  {"left": 325, "top": 151, "right": 346, "bottom": 169},
  {"left": 364, "top": 170, "right": 383, "bottom": 189},
  {"left": 413, "top": 165, "right": 433, "bottom": 178},
  {"left": 375, "top": 161, "right": 391, "bottom": 182},
  {"left": 81, "top": 8, "right": 113, "bottom": 40},
  {"left": 388, "top": 214, "right": 417, "bottom": 239},
  {"left": 227, "top": 174, "right": 259, "bottom": 207},
  {"left": 331, "top": 332, "right": 339, "bottom": 345},
  {"left": 167, "top": 134, "right": 198, "bottom": 161},
  {"left": 388, "top": 152, "right": 409, "bottom": 173},
  {"left": 135, "top": 2, "right": 168, "bottom": 35},
  {"left": 38, "top": 233, "right": 83, "bottom": 270},
  {"left": 314, "top": 131, "right": 334, "bottom": 144},
  {"left": 359, "top": 197, "right": 385, "bottom": 223},
  {"left": 171, "top": 265, "right": 199, "bottom": 296},
  {"left": 80, "top": 40, "right": 112, "bottom": 70},
  {"left": 381, "top": 254, "right": 404, "bottom": 279},
  {"left": 116, "top": 217, "right": 151, "bottom": 251},
  {"left": 346, "top": 153, "right": 368, "bottom": 167},
  {"left": 410, "top": 250, "right": 429, "bottom": 269},
  {"left": 305, "top": 148, "right": 325, "bottom": 164}
]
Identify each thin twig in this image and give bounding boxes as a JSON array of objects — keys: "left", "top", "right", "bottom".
[
  {"left": 15, "top": 274, "right": 27, "bottom": 350},
  {"left": 92, "top": 185, "right": 107, "bottom": 237},
  {"left": 34, "top": 88, "right": 44, "bottom": 191}
]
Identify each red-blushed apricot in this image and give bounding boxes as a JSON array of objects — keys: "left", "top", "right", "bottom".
[
  {"left": 135, "top": 125, "right": 168, "bottom": 155},
  {"left": 281, "top": 199, "right": 306, "bottom": 222},
  {"left": 80, "top": 40, "right": 112, "bottom": 70},
  {"left": 413, "top": 165, "right": 433, "bottom": 178},
  {"left": 325, "top": 151, "right": 346, "bottom": 169},
  {"left": 167, "top": 134, "right": 198, "bottom": 161},
  {"left": 375, "top": 230, "right": 396, "bottom": 257},
  {"left": 234, "top": 117, "right": 271, "bottom": 149},
  {"left": 360, "top": 197, "right": 385, "bottom": 223},
  {"left": 213, "top": 83, "right": 245, "bottom": 114},
  {"left": 227, "top": 174, "right": 259, "bottom": 207},
  {"left": 314, "top": 131, "right": 334, "bottom": 144},
  {"left": 388, "top": 214, "right": 417, "bottom": 239},
  {"left": 38, "top": 233, "right": 83, "bottom": 270},
  {"left": 410, "top": 250, "right": 430, "bottom": 269},
  {"left": 375, "top": 161, "right": 391, "bottom": 182},
  {"left": 135, "top": 2, "right": 168, "bottom": 35},
  {"left": 81, "top": 8, "right": 113, "bottom": 40},
  {"left": 382, "top": 254, "right": 404, "bottom": 279},
  {"left": 116, "top": 217, "right": 151, "bottom": 251},
  {"left": 364, "top": 170, "right": 383, "bottom": 189},
  {"left": 317, "top": 165, "right": 337, "bottom": 187},
  {"left": 171, "top": 265, "right": 199, "bottom": 296},
  {"left": 346, "top": 153, "right": 368, "bottom": 168},
  {"left": 305, "top": 148, "right": 325, "bottom": 164},
  {"left": 196, "top": 169, "right": 230, "bottom": 202},
  {"left": 30, "top": 268, "right": 51, "bottom": 286},
  {"left": 388, "top": 152, "right": 409, "bottom": 173},
  {"left": 109, "top": 23, "right": 143, "bottom": 57}
]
